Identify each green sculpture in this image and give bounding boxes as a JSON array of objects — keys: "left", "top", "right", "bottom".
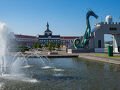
[{"left": 74, "top": 9, "right": 98, "bottom": 49}]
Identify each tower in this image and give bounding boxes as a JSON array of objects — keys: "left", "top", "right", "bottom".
[
  {"left": 46, "top": 22, "right": 49, "bottom": 30},
  {"left": 44, "top": 22, "right": 52, "bottom": 36}
]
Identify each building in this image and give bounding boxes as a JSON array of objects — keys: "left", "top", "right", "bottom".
[
  {"left": 89, "top": 15, "right": 120, "bottom": 53},
  {"left": 15, "top": 34, "right": 38, "bottom": 47},
  {"left": 14, "top": 22, "right": 81, "bottom": 48},
  {"left": 60, "top": 36, "right": 80, "bottom": 48},
  {"left": 38, "top": 22, "right": 60, "bottom": 45}
]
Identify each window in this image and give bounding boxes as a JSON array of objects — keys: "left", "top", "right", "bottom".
[{"left": 109, "top": 27, "right": 117, "bottom": 30}]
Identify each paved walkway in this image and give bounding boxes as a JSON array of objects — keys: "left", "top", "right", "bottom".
[{"left": 79, "top": 53, "right": 120, "bottom": 65}]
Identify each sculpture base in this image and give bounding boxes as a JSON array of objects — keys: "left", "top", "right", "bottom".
[{"left": 67, "top": 48, "right": 90, "bottom": 53}]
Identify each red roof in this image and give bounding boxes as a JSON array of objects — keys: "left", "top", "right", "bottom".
[
  {"left": 60, "top": 36, "right": 80, "bottom": 39},
  {"left": 15, "top": 34, "right": 38, "bottom": 39}
]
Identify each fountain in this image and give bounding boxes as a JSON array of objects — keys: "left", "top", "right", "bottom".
[
  {"left": 0, "top": 22, "right": 63, "bottom": 83},
  {"left": 0, "top": 22, "right": 37, "bottom": 82},
  {"left": 0, "top": 22, "right": 10, "bottom": 76}
]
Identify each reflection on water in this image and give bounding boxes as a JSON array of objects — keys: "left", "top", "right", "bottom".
[{"left": 1, "top": 58, "right": 120, "bottom": 90}]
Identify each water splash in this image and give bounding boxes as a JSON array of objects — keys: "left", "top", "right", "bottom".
[
  {"left": 53, "top": 69, "right": 64, "bottom": 72},
  {"left": 0, "top": 82, "right": 4, "bottom": 89},
  {"left": 0, "top": 22, "right": 9, "bottom": 76},
  {"left": 0, "top": 22, "right": 63, "bottom": 82},
  {"left": 0, "top": 22, "right": 37, "bottom": 82}
]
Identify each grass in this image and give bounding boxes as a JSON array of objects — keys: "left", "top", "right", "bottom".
[{"left": 90, "top": 53, "right": 120, "bottom": 59}]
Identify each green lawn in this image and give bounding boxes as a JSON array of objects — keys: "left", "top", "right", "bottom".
[{"left": 91, "top": 53, "right": 120, "bottom": 59}]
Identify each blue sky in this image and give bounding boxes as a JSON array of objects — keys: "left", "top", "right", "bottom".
[{"left": 0, "top": 0, "right": 119, "bottom": 37}]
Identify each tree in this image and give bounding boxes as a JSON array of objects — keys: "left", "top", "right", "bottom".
[
  {"left": 43, "top": 43, "right": 48, "bottom": 48},
  {"left": 39, "top": 42, "right": 42, "bottom": 48},
  {"left": 19, "top": 46, "right": 30, "bottom": 52},
  {"left": 37, "top": 42, "right": 42, "bottom": 48},
  {"left": 33, "top": 42, "right": 37, "bottom": 48},
  {"left": 48, "top": 42, "right": 53, "bottom": 51},
  {"left": 55, "top": 43, "right": 60, "bottom": 48}
]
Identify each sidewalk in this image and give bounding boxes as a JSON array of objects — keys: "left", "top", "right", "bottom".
[{"left": 79, "top": 53, "right": 120, "bottom": 64}]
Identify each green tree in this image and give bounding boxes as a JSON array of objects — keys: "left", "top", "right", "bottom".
[
  {"left": 44, "top": 43, "right": 48, "bottom": 48},
  {"left": 39, "top": 42, "right": 42, "bottom": 48},
  {"left": 48, "top": 42, "right": 53, "bottom": 51},
  {"left": 19, "top": 46, "right": 30, "bottom": 52},
  {"left": 37, "top": 42, "right": 42, "bottom": 48},
  {"left": 33, "top": 42, "right": 37, "bottom": 48},
  {"left": 55, "top": 43, "right": 60, "bottom": 48}
]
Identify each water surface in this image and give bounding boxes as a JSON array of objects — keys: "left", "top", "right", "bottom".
[{"left": 0, "top": 58, "right": 120, "bottom": 90}]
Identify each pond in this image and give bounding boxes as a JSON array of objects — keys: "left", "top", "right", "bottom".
[{"left": 0, "top": 58, "right": 120, "bottom": 90}]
